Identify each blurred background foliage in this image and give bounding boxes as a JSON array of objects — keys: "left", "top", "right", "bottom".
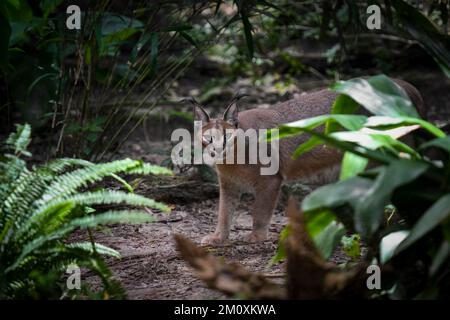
[{"left": 0, "top": 0, "right": 449, "bottom": 162}]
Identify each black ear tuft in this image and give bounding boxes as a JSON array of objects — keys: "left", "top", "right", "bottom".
[
  {"left": 182, "top": 97, "right": 210, "bottom": 123},
  {"left": 223, "top": 93, "right": 247, "bottom": 127}
]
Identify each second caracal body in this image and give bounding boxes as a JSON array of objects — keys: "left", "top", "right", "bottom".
[{"left": 191, "top": 79, "right": 425, "bottom": 245}]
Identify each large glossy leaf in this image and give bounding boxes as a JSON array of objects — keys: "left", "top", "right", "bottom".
[
  {"left": 429, "top": 240, "right": 450, "bottom": 276},
  {"left": 395, "top": 194, "right": 450, "bottom": 254},
  {"left": 331, "top": 130, "right": 420, "bottom": 158},
  {"left": 392, "top": 0, "right": 450, "bottom": 78},
  {"left": 304, "top": 209, "right": 346, "bottom": 259},
  {"left": 288, "top": 126, "right": 396, "bottom": 164},
  {"left": 292, "top": 136, "right": 323, "bottom": 158},
  {"left": 304, "top": 210, "right": 336, "bottom": 237},
  {"left": 332, "top": 75, "right": 420, "bottom": 118},
  {"left": 380, "top": 230, "right": 409, "bottom": 264},
  {"left": 302, "top": 176, "right": 373, "bottom": 213},
  {"left": 313, "top": 220, "right": 346, "bottom": 259},
  {"left": 327, "top": 94, "right": 360, "bottom": 133},
  {"left": 275, "top": 114, "right": 367, "bottom": 141},
  {"left": 339, "top": 152, "right": 369, "bottom": 180},
  {"left": 365, "top": 116, "right": 446, "bottom": 138},
  {"left": 285, "top": 114, "right": 367, "bottom": 132},
  {"left": 420, "top": 136, "right": 450, "bottom": 154},
  {"left": 355, "top": 160, "right": 429, "bottom": 236}
]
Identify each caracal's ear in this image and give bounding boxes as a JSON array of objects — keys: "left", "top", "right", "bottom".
[
  {"left": 183, "top": 98, "right": 210, "bottom": 123},
  {"left": 223, "top": 93, "right": 247, "bottom": 127}
]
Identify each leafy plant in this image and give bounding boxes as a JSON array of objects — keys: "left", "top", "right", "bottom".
[
  {"left": 0, "top": 124, "right": 172, "bottom": 299},
  {"left": 272, "top": 75, "right": 450, "bottom": 298}
]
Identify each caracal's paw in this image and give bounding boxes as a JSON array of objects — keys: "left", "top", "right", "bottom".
[
  {"left": 201, "top": 233, "right": 227, "bottom": 246},
  {"left": 244, "top": 231, "right": 268, "bottom": 243}
]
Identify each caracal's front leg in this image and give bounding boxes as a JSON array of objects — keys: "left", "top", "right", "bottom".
[
  {"left": 201, "top": 177, "right": 239, "bottom": 245},
  {"left": 245, "top": 176, "right": 282, "bottom": 243}
]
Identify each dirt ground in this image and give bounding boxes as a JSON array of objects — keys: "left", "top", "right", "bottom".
[{"left": 70, "top": 135, "right": 353, "bottom": 299}]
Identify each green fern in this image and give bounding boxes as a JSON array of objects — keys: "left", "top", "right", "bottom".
[{"left": 0, "top": 124, "right": 172, "bottom": 299}]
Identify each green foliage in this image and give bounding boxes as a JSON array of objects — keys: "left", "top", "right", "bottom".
[
  {"left": 273, "top": 75, "right": 450, "bottom": 298},
  {"left": 2, "top": 1, "right": 449, "bottom": 160},
  {"left": 0, "top": 124, "right": 171, "bottom": 299},
  {"left": 391, "top": 0, "right": 450, "bottom": 77},
  {"left": 341, "top": 234, "right": 361, "bottom": 260}
]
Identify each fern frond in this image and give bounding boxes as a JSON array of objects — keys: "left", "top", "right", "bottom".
[
  {"left": 43, "top": 158, "right": 93, "bottom": 173},
  {"left": 6, "top": 210, "right": 154, "bottom": 273},
  {"left": 1, "top": 124, "right": 170, "bottom": 299},
  {"left": 5, "top": 124, "right": 31, "bottom": 157},
  {"left": 126, "top": 162, "right": 173, "bottom": 176},
  {"left": 40, "top": 159, "right": 143, "bottom": 201},
  {"left": 38, "top": 190, "right": 170, "bottom": 212},
  {"left": 0, "top": 155, "right": 28, "bottom": 206},
  {"left": 1, "top": 169, "right": 54, "bottom": 234},
  {"left": 65, "top": 242, "right": 121, "bottom": 258},
  {"left": 19, "top": 190, "right": 167, "bottom": 241}
]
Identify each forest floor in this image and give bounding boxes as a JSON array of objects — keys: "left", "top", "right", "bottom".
[{"left": 70, "top": 135, "right": 352, "bottom": 299}]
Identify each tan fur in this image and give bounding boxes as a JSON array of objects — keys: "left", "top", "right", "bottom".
[{"left": 192, "top": 79, "right": 425, "bottom": 245}]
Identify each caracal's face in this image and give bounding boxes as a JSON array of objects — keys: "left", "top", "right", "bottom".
[
  {"left": 190, "top": 97, "right": 241, "bottom": 165},
  {"left": 197, "top": 119, "right": 237, "bottom": 165}
]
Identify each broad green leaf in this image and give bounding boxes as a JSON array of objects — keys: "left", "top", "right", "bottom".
[
  {"left": 327, "top": 94, "right": 360, "bottom": 133},
  {"left": 288, "top": 126, "right": 396, "bottom": 164},
  {"left": 332, "top": 75, "right": 420, "bottom": 118},
  {"left": 274, "top": 114, "right": 367, "bottom": 145},
  {"left": 340, "top": 152, "right": 369, "bottom": 180},
  {"left": 356, "top": 160, "right": 429, "bottom": 236},
  {"left": 313, "top": 220, "right": 346, "bottom": 259},
  {"left": 380, "top": 230, "right": 409, "bottom": 264},
  {"left": 304, "top": 209, "right": 347, "bottom": 259},
  {"left": 420, "top": 136, "right": 450, "bottom": 154},
  {"left": 292, "top": 136, "right": 323, "bottom": 158},
  {"left": 302, "top": 176, "right": 373, "bottom": 213},
  {"left": 365, "top": 116, "right": 446, "bottom": 138},
  {"left": 429, "top": 240, "right": 450, "bottom": 276},
  {"left": 283, "top": 114, "right": 367, "bottom": 133},
  {"left": 304, "top": 210, "right": 336, "bottom": 237},
  {"left": 331, "top": 130, "right": 419, "bottom": 158},
  {"left": 396, "top": 194, "right": 450, "bottom": 254}
]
